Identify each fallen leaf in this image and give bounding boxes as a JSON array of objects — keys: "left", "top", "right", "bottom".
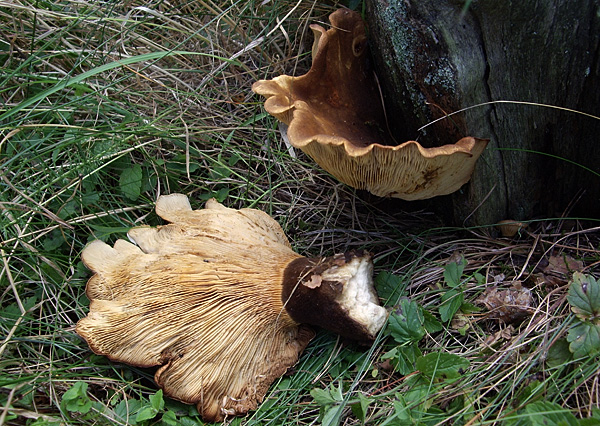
[
  {"left": 450, "top": 313, "right": 471, "bottom": 335},
  {"left": 476, "top": 282, "right": 533, "bottom": 323},
  {"left": 493, "top": 273, "right": 506, "bottom": 284},
  {"left": 447, "top": 250, "right": 465, "bottom": 265},
  {"left": 533, "top": 272, "right": 565, "bottom": 288},
  {"left": 377, "top": 358, "right": 395, "bottom": 372},
  {"left": 543, "top": 254, "right": 583, "bottom": 277},
  {"left": 481, "top": 325, "right": 515, "bottom": 348},
  {"left": 535, "top": 254, "right": 584, "bottom": 288}
]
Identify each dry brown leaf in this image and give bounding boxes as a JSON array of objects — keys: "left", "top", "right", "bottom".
[
  {"left": 450, "top": 313, "right": 471, "bottom": 333},
  {"left": 543, "top": 254, "right": 584, "bottom": 276},
  {"left": 481, "top": 325, "right": 515, "bottom": 348},
  {"left": 476, "top": 282, "right": 533, "bottom": 323},
  {"left": 533, "top": 254, "right": 585, "bottom": 287}
]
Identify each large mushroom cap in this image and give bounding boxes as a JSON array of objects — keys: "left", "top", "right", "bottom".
[
  {"left": 77, "top": 195, "right": 312, "bottom": 421},
  {"left": 252, "top": 8, "right": 488, "bottom": 200},
  {"left": 77, "top": 194, "right": 387, "bottom": 421}
]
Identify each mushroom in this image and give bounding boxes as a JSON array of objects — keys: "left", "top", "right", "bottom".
[
  {"left": 76, "top": 194, "right": 387, "bottom": 422},
  {"left": 496, "top": 219, "right": 528, "bottom": 237},
  {"left": 252, "top": 9, "right": 488, "bottom": 200}
]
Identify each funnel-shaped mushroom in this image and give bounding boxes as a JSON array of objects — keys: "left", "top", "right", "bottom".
[
  {"left": 252, "top": 9, "right": 488, "bottom": 200},
  {"left": 76, "top": 194, "right": 387, "bottom": 422}
]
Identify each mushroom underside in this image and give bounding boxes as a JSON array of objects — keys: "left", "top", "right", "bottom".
[
  {"left": 77, "top": 194, "right": 388, "bottom": 421},
  {"left": 252, "top": 8, "right": 488, "bottom": 200}
]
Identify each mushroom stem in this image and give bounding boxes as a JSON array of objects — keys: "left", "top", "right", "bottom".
[{"left": 282, "top": 251, "right": 388, "bottom": 343}]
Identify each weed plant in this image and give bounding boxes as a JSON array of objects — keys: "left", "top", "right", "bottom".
[{"left": 1, "top": 1, "right": 599, "bottom": 425}]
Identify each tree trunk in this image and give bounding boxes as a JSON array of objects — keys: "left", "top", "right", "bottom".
[{"left": 365, "top": 0, "right": 600, "bottom": 226}]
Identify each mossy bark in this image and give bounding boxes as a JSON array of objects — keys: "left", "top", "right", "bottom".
[{"left": 366, "top": 0, "right": 600, "bottom": 225}]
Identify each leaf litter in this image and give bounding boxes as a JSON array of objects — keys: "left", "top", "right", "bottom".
[
  {"left": 389, "top": 220, "right": 600, "bottom": 419},
  {"left": 476, "top": 281, "right": 533, "bottom": 323}
]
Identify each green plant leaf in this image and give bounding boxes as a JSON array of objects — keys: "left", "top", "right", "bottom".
[
  {"left": 350, "top": 392, "right": 371, "bottom": 424},
  {"left": 566, "top": 321, "right": 600, "bottom": 359},
  {"left": 136, "top": 405, "right": 158, "bottom": 422},
  {"left": 214, "top": 187, "right": 229, "bottom": 202},
  {"left": 386, "top": 299, "right": 425, "bottom": 344},
  {"left": 416, "top": 352, "right": 470, "bottom": 380},
  {"left": 322, "top": 407, "right": 341, "bottom": 426},
  {"left": 545, "top": 338, "right": 573, "bottom": 368},
  {"left": 392, "top": 385, "right": 431, "bottom": 425},
  {"left": 209, "top": 165, "right": 232, "bottom": 180},
  {"left": 311, "top": 383, "right": 344, "bottom": 426},
  {"left": 114, "top": 398, "right": 142, "bottom": 423},
  {"left": 160, "top": 410, "right": 178, "bottom": 426},
  {"left": 473, "top": 272, "right": 486, "bottom": 285},
  {"left": 393, "top": 396, "right": 416, "bottom": 424},
  {"left": 178, "top": 416, "right": 203, "bottom": 426},
  {"left": 505, "top": 400, "right": 579, "bottom": 426},
  {"left": 150, "top": 390, "right": 165, "bottom": 411},
  {"left": 166, "top": 156, "right": 200, "bottom": 174},
  {"left": 119, "top": 164, "right": 143, "bottom": 201},
  {"left": 422, "top": 309, "right": 443, "bottom": 333},
  {"left": 459, "top": 302, "right": 481, "bottom": 315},
  {"left": 62, "top": 381, "right": 92, "bottom": 414},
  {"left": 443, "top": 258, "right": 466, "bottom": 288},
  {"left": 311, "top": 386, "right": 341, "bottom": 408},
  {"left": 374, "top": 271, "right": 404, "bottom": 305},
  {"left": 567, "top": 272, "right": 600, "bottom": 323},
  {"left": 439, "top": 289, "right": 464, "bottom": 322},
  {"left": 516, "top": 380, "right": 545, "bottom": 406},
  {"left": 381, "top": 343, "right": 421, "bottom": 375}
]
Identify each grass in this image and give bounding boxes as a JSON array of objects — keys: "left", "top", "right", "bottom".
[{"left": 1, "top": 0, "right": 599, "bottom": 425}]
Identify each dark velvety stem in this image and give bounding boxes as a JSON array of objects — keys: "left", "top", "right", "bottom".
[{"left": 281, "top": 251, "right": 376, "bottom": 344}]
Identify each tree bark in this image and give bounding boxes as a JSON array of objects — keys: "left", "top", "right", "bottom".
[{"left": 366, "top": 0, "right": 600, "bottom": 225}]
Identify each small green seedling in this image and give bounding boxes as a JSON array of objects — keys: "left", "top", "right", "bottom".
[
  {"left": 437, "top": 258, "right": 483, "bottom": 328},
  {"left": 310, "top": 382, "right": 345, "bottom": 426},
  {"left": 566, "top": 272, "right": 600, "bottom": 359},
  {"left": 61, "top": 381, "right": 92, "bottom": 414},
  {"left": 438, "top": 257, "right": 467, "bottom": 323}
]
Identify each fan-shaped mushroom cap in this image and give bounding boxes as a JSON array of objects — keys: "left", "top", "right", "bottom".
[
  {"left": 77, "top": 194, "right": 387, "bottom": 421},
  {"left": 252, "top": 8, "right": 488, "bottom": 200}
]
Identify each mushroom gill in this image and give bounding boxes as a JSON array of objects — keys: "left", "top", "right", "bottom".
[
  {"left": 252, "top": 8, "right": 488, "bottom": 200},
  {"left": 76, "top": 194, "right": 387, "bottom": 421}
]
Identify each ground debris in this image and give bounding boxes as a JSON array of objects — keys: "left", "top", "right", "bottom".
[
  {"left": 481, "top": 324, "right": 515, "bottom": 348},
  {"left": 476, "top": 281, "right": 533, "bottom": 323},
  {"left": 543, "top": 254, "right": 584, "bottom": 276},
  {"left": 534, "top": 254, "right": 585, "bottom": 287}
]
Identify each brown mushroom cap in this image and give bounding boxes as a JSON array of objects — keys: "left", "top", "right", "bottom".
[
  {"left": 252, "top": 8, "right": 488, "bottom": 200},
  {"left": 77, "top": 194, "right": 387, "bottom": 421}
]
